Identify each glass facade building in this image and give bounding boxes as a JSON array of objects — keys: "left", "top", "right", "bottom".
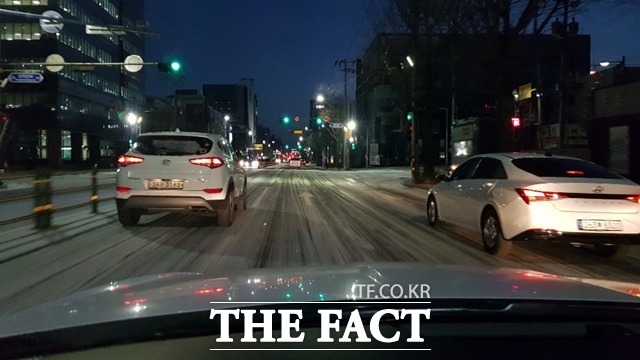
[{"left": 0, "top": 0, "right": 145, "bottom": 169}]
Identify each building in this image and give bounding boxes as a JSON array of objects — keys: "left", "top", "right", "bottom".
[
  {"left": 0, "top": 0, "right": 145, "bottom": 169},
  {"left": 202, "top": 83, "right": 257, "bottom": 151},
  {"left": 356, "top": 33, "right": 590, "bottom": 167},
  {"left": 589, "top": 62, "right": 640, "bottom": 183}
]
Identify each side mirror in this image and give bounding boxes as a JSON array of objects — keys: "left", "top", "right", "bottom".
[{"left": 435, "top": 173, "right": 448, "bottom": 183}]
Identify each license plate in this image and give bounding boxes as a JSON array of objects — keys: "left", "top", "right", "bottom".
[
  {"left": 148, "top": 180, "right": 184, "bottom": 189},
  {"left": 577, "top": 219, "right": 622, "bottom": 231}
]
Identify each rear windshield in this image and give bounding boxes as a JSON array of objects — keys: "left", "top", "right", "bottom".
[
  {"left": 132, "top": 136, "right": 213, "bottom": 156},
  {"left": 512, "top": 158, "right": 622, "bottom": 179}
]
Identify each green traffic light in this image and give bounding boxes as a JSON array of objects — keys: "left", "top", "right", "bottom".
[
  {"left": 316, "top": 118, "right": 322, "bottom": 126},
  {"left": 170, "top": 61, "right": 181, "bottom": 72},
  {"left": 407, "top": 112, "right": 414, "bottom": 121},
  {"left": 283, "top": 116, "right": 290, "bottom": 124},
  {"left": 285, "top": 145, "right": 289, "bottom": 149}
]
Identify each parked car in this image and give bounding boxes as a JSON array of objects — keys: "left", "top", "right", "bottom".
[
  {"left": 115, "top": 131, "right": 247, "bottom": 227},
  {"left": 426, "top": 153, "right": 640, "bottom": 257}
]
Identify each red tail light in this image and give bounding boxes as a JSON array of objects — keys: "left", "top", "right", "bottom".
[
  {"left": 117, "top": 155, "right": 144, "bottom": 167},
  {"left": 195, "top": 287, "right": 225, "bottom": 295},
  {"left": 626, "top": 195, "right": 640, "bottom": 204},
  {"left": 516, "top": 188, "right": 567, "bottom": 204},
  {"left": 189, "top": 157, "right": 224, "bottom": 169},
  {"left": 203, "top": 188, "right": 223, "bottom": 194},
  {"left": 116, "top": 187, "right": 131, "bottom": 193}
]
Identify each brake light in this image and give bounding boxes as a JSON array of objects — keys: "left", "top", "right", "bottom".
[
  {"left": 116, "top": 187, "right": 131, "bottom": 193},
  {"left": 626, "top": 195, "right": 640, "bottom": 204},
  {"left": 189, "top": 157, "right": 224, "bottom": 169},
  {"left": 117, "top": 155, "right": 144, "bottom": 167},
  {"left": 516, "top": 188, "right": 567, "bottom": 204},
  {"left": 195, "top": 287, "right": 225, "bottom": 295},
  {"left": 203, "top": 188, "right": 223, "bottom": 194}
]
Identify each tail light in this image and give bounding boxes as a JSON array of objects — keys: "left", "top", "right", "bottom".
[
  {"left": 189, "top": 157, "right": 224, "bottom": 169},
  {"left": 117, "top": 155, "right": 144, "bottom": 167},
  {"left": 116, "top": 187, "right": 131, "bottom": 193},
  {"left": 516, "top": 188, "right": 567, "bottom": 204},
  {"left": 626, "top": 195, "right": 640, "bottom": 204}
]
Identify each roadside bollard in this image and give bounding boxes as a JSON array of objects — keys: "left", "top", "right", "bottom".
[
  {"left": 34, "top": 168, "right": 52, "bottom": 229},
  {"left": 91, "top": 164, "right": 98, "bottom": 213}
]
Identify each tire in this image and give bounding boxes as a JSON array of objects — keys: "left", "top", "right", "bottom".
[
  {"left": 594, "top": 244, "right": 628, "bottom": 259},
  {"left": 481, "top": 209, "right": 512, "bottom": 256},
  {"left": 217, "top": 190, "right": 235, "bottom": 227},
  {"left": 118, "top": 207, "right": 141, "bottom": 226},
  {"left": 426, "top": 195, "right": 438, "bottom": 227},
  {"left": 236, "top": 182, "right": 248, "bottom": 211}
]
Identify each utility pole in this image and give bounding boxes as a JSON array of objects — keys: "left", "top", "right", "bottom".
[{"left": 335, "top": 59, "right": 357, "bottom": 170}]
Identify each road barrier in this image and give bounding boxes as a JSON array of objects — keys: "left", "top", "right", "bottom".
[{"left": 0, "top": 168, "right": 115, "bottom": 228}]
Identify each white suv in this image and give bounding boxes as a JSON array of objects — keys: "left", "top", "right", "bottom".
[{"left": 115, "top": 131, "right": 247, "bottom": 227}]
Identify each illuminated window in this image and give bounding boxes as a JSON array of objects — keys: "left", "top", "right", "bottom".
[
  {"left": 39, "top": 130, "right": 47, "bottom": 159},
  {"left": 82, "top": 133, "right": 89, "bottom": 160},
  {"left": 61, "top": 130, "right": 72, "bottom": 160}
]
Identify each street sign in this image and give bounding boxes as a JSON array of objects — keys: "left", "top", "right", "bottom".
[
  {"left": 39, "top": 10, "right": 64, "bottom": 33},
  {"left": 254, "top": 144, "right": 263, "bottom": 151},
  {"left": 45, "top": 54, "right": 65, "bottom": 72},
  {"left": 8, "top": 72, "right": 44, "bottom": 84},
  {"left": 123, "top": 55, "right": 143, "bottom": 73},
  {"left": 329, "top": 123, "right": 344, "bottom": 129},
  {"left": 293, "top": 130, "right": 303, "bottom": 135},
  {"left": 86, "top": 25, "right": 126, "bottom": 35}
]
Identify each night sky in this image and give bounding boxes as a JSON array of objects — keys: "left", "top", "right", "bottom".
[{"left": 144, "top": 0, "right": 640, "bottom": 143}]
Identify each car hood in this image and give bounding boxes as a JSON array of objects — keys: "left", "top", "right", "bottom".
[{"left": 0, "top": 263, "right": 639, "bottom": 337}]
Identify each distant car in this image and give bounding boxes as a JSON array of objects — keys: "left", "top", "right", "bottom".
[
  {"left": 290, "top": 157, "right": 301, "bottom": 168},
  {"left": 115, "top": 131, "right": 247, "bottom": 227},
  {"left": 426, "top": 153, "right": 640, "bottom": 257}
]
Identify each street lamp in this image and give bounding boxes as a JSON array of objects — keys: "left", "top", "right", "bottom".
[
  {"left": 224, "top": 115, "right": 231, "bottom": 142},
  {"left": 299, "top": 136, "right": 303, "bottom": 142},
  {"left": 316, "top": 94, "right": 325, "bottom": 103}
]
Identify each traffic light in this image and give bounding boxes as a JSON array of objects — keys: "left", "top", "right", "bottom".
[
  {"left": 285, "top": 144, "right": 290, "bottom": 150},
  {"left": 1, "top": 112, "right": 8, "bottom": 122},
  {"left": 282, "top": 116, "right": 290, "bottom": 125},
  {"left": 406, "top": 112, "right": 414, "bottom": 121},
  {"left": 157, "top": 60, "right": 182, "bottom": 73},
  {"left": 511, "top": 117, "right": 521, "bottom": 128},
  {"left": 297, "top": 144, "right": 302, "bottom": 150},
  {"left": 315, "top": 117, "right": 322, "bottom": 126},
  {"left": 351, "top": 143, "right": 356, "bottom": 150},
  {"left": 405, "top": 125, "right": 412, "bottom": 141}
]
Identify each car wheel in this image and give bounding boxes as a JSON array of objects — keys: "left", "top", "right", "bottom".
[
  {"left": 594, "top": 244, "right": 628, "bottom": 259},
  {"left": 118, "top": 207, "right": 141, "bottom": 226},
  {"left": 236, "top": 182, "right": 248, "bottom": 211},
  {"left": 426, "top": 195, "right": 438, "bottom": 227},
  {"left": 217, "top": 190, "right": 235, "bottom": 227},
  {"left": 481, "top": 209, "right": 511, "bottom": 256}
]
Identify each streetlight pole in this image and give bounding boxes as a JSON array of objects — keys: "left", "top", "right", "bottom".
[{"left": 407, "top": 56, "right": 417, "bottom": 181}]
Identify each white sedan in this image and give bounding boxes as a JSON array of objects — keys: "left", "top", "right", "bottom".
[{"left": 426, "top": 153, "right": 640, "bottom": 257}]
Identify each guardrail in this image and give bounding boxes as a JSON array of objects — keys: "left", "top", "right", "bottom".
[{"left": 0, "top": 167, "right": 115, "bottom": 228}]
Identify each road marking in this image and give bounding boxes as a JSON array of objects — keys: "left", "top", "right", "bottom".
[
  {"left": 346, "top": 177, "right": 356, "bottom": 183},
  {"left": 299, "top": 192, "right": 314, "bottom": 206}
]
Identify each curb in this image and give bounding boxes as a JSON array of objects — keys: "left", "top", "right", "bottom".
[{"left": 0, "top": 210, "right": 117, "bottom": 263}]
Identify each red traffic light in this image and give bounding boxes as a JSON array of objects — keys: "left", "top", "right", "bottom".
[{"left": 511, "top": 117, "right": 521, "bottom": 127}]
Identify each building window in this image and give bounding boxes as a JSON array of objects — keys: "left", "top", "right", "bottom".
[
  {"left": 0, "top": 0, "right": 48, "bottom": 5},
  {"left": 61, "top": 130, "right": 72, "bottom": 160},
  {"left": 0, "top": 23, "right": 42, "bottom": 41},
  {"left": 39, "top": 130, "right": 47, "bottom": 159},
  {"left": 82, "top": 133, "right": 89, "bottom": 160}
]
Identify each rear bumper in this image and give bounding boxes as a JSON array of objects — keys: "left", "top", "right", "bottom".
[
  {"left": 510, "top": 229, "right": 640, "bottom": 245},
  {"left": 117, "top": 196, "right": 228, "bottom": 212}
]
